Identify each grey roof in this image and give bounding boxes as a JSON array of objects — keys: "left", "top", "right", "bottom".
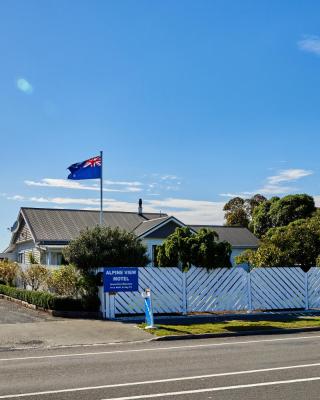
[
  {"left": 189, "top": 225, "right": 259, "bottom": 248},
  {"left": 133, "top": 216, "right": 171, "bottom": 237},
  {"left": 21, "top": 207, "right": 167, "bottom": 244}
]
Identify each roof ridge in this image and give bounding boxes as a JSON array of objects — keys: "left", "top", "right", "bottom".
[
  {"left": 140, "top": 216, "right": 170, "bottom": 223},
  {"left": 190, "top": 224, "right": 249, "bottom": 229},
  {"left": 21, "top": 207, "right": 166, "bottom": 216}
]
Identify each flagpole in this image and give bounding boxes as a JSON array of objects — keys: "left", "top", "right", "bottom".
[{"left": 100, "top": 150, "right": 103, "bottom": 225}]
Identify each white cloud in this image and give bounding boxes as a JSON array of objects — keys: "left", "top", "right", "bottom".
[
  {"left": 16, "top": 78, "right": 33, "bottom": 94},
  {"left": 6, "top": 194, "right": 225, "bottom": 224},
  {"left": 104, "top": 180, "right": 142, "bottom": 187},
  {"left": 24, "top": 178, "right": 142, "bottom": 193},
  {"left": 220, "top": 169, "right": 313, "bottom": 198},
  {"left": 219, "top": 192, "right": 254, "bottom": 198},
  {"left": 145, "top": 198, "right": 225, "bottom": 224},
  {"left": 160, "top": 175, "right": 179, "bottom": 181},
  {"left": 256, "top": 185, "right": 294, "bottom": 195},
  {"left": 267, "top": 169, "right": 313, "bottom": 185},
  {"left": 298, "top": 35, "right": 320, "bottom": 56},
  {"left": 7, "top": 195, "right": 25, "bottom": 201},
  {"left": 258, "top": 169, "right": 313, "bottom": 195}
]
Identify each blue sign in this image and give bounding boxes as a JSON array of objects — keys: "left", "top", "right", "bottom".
[{"left": 103, "top": 267, "right": 139, "bottom": 292}]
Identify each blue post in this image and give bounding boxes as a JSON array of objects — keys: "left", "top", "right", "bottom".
[{"left": 142, "top": 288, "right": 155, "bottom": 329}]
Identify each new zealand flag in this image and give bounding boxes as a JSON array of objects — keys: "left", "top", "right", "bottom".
[{"left": 67, "top": 156, "right": 102, "bottom": 180}]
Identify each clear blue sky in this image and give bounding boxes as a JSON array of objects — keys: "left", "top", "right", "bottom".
[{"left": 1, "top": 0, "right": 320, "bottom": 249}]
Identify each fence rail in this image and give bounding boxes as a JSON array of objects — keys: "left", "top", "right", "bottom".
[{"left": 102, "top": 266, "right": 320, "bottom": 318}]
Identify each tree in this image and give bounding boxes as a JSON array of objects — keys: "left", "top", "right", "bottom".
[
  {"left": 156, "top": 227, "right": 193, "bottom": 271},
  {"left": 223, "top": 194, "right": 267, "bottom": 227},
  {"left": 223, "top": 197, "right": 249, "bottom": 227},
  {"left": 156, "top": 227, "right": 232, "bottom": 271},
  {"left": 269, "top": 194, "right": 315, "bottom": 227},
  {"left": 190, "top": 228, "right": 232, "bottom": 269},
  {"left": 251, "top": 194, "right": 316, "bottom": 238},
  {"left": 236, "top": 216, "right": 320, "bottom": 272},
  {"left": 251, "top": 197, "right": 278, "bottom": 238},
  {"left": 63, "top": 226, "right": 149, "bottom": 271}
]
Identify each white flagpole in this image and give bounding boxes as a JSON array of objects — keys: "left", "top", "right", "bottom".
[{"left": 100, "top": 150, "right": 103, "bottom": 225}]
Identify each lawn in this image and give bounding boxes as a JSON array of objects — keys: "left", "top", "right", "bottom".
[{"left": 139, "top": 316, "right": 320, "bottom": 336}]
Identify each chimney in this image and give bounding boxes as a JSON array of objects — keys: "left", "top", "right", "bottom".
[{"left": 138, "top": 198, "right": 143, "bottom": 215}]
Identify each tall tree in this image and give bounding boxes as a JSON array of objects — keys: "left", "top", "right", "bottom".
[
  {"left": 252, "top": 194, "right": 316, "bottom": 238},
  {"left": 223, "top": 194, "right": 267, "bottom": 227},
  {"left": 251, "top": 197, "right": 279, "bottom": 238},
  {"left": 223, "top": 197, "right": 249, "bottom": 227},
  {"left": 269, "top": 194, "right": 315, "bottom": 227}
]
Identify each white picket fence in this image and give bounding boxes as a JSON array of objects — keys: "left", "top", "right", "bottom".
[{"left": 102, "top": 267, "right": 320, "bottom": 318}]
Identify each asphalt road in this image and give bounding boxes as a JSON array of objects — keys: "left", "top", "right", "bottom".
[{"left": 1, "top": 332, "right": 320, "bottom": 399}]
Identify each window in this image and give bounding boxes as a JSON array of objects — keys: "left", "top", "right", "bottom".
[
  {"left": 56, "top": 253, "right": 63, "bottom": 265},
  {"left": 18, "top": 252, "right": 24, "bottom": 264}
]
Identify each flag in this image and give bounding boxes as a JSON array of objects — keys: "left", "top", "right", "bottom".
[{"left": 67, "top": 155, "right": 102, "bottom": 180}]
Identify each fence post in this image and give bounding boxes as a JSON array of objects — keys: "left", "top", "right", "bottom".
[
  {"left": 305, "top": 272, "right": 309, "bottom": 311},
  {"left": 247, "top": 271, "right": 252, "bottom": 313},
  {"left": 106, "top": 293, "right": 115, "bottom": 319},
  {"left": 182, "top": 271, "right": 187, "bottom": 315}
]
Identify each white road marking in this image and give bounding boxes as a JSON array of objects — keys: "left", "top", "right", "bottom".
[
  {"left": 99, "top": 376, "right": 320, "bottom": 399},
  {"left": 1, "top": 334, "right": 320, "bottom": 363},
  {"left": 1, "top": 362, "right": 320, "bottom": 398}
]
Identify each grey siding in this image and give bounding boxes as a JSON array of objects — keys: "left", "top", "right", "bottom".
[
  {"left": 15, "top": 220, "right": 33, "bottom": 243},
  {"left": 14, "top": 241, "right": 40, "bottom": 265}
]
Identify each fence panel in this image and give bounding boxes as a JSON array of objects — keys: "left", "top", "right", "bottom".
[
  {"left": 186, "top": 267, "right": 248, "bottom": 312},
  {"left": 251, "top": 267, "right": 305, "bottom": 310},
  {"left": 308, "top": 267, "right": 320, "bottom": 308},
  {"left": 114, "top": 267, "right": 184, "bottom": 315},
  {"left": 107, "top": 266, "right": 320, "bottom": 317}
]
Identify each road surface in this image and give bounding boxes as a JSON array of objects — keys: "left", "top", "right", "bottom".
[{"left": 1, "top": 332, "right": 320, "bottom": 399}]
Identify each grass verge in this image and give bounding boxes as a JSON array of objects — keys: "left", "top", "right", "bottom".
[{"left": 139, "top": 317, "right": 320, "bottom": 336}]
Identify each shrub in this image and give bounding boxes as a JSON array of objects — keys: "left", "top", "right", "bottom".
[
  {"left": 0, "top": 284, "right": 99, "bottom": 311},
  {"left": 27, "top": 252, "right": 38, "bottom": 265},
  {"left": 22, "top": 264, "right": 49, "bottom": 291},
  {"left": 0, "top": 260, "right": 20, "bottom": 286},
  {"left": 47, "top": 264, "right": 80, "bottom": 297}
]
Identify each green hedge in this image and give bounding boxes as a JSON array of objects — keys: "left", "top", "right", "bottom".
[{"left": 0, "top": 285, "right": 98, "bottom": 312}]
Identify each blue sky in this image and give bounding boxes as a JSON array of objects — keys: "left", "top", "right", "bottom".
[{"left": 1, "top": 0, "right": 320, "bottom": 249}]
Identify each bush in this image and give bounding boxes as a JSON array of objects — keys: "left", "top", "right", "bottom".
[
  {"left": 22, "top": 264, "right": 49, "bottom": 291},
  {"left": 0, "top": 260, "right": 20, "bottom": 286},
  {"left": 0, "top": 284, "right": 99, "bottom": 311},
  {"left": 47, "top": 264, "right": 80, "bottom": 297}
]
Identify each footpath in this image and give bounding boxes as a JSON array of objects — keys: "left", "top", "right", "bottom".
[{"left": 1, "top": 297, "right": 320, "bottom": 350}]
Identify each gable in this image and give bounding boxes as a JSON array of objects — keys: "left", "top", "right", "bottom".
[
  {"left": 14, "top": 219, "right": 33, "bottom": 244},
  {"left": 143, "top": 221, "right": 181, "bottom": 239}
]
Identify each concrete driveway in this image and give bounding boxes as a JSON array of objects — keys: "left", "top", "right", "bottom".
[
  {"left": 0, "top": 299, "right": 150, "bottom": 349},
  {"left": 0, "top": 298, "right": 55, "bottom": 324}
]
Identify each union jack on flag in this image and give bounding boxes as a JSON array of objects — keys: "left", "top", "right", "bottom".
[
  {"left": 83, "top": 156, "right": 102, "bottom": 168},
  {"left": 67, "top": 155, "right": 102, "bottom": 180}
]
